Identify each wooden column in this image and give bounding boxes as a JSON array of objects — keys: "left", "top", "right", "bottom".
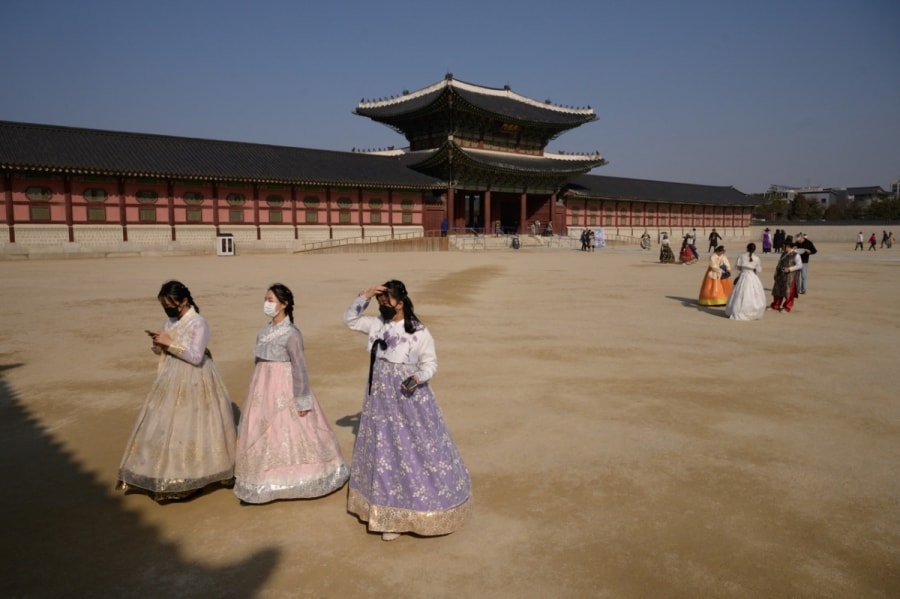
[
  {"left": 212, "top": 182, "right": 220, "bottom": 235},
  {"left": 483, "top": 190, "right": 492, "bottom": 236},
  {"left": 519, "top": 192, "right": 527, "bottom": 234},
  {"left": 253, "top": 183, "right": 261, "bottom": 240},
  {"left": 118, "top": 177, "right": 127, "bottom": 242},
  {"left": 447, "top": 184, "right": 456, "bottom": 229},
  {"left": 64, "top": 175, "right": 74, "bottom": 242},
  {"left": 291, "top": 185, "right": 298, "bottom": 239},
  {"left": 5, "top": 172, "right": 16, "bottom": 243},
  {"left": 167, "top": 179, "right": 176, "bottom": 241}
]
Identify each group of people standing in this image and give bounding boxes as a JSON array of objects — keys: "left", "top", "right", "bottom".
[
  {"left": 117, "top": 279, "right": 471, "bottom": 542},
  {"left": 761, "top": 228, "right": 792, "bottom": 254},
  {"left": 658, "top": 228, "right": 721, "bottom": 265},
  {"left": 577, "top": 228, "right": 607, "bottom": 251},
  {"left": 660, "top": 229, "right": 818, "bottom": 320},
  {"left": 674, "top": 229, "right": 816, "bottom": 319}
]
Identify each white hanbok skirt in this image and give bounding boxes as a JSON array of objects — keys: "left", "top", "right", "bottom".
[{"left": 725, "top": 269, "right": 766, "bottom": 320}]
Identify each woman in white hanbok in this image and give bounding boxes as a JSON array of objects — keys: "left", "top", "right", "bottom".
[
  {"left": 725, "top": 243, "right": 766, "bottom": 320},
  {"left": 118, "top": 280, "right": 236, "bottom": 502}
]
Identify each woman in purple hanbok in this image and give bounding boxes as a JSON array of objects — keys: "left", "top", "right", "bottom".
[
  {"left": 234, "top": 283, "right": 349, "bottom": 504},
  {"left": 343, "top": 280, "right": 472, "bottom": 541}
]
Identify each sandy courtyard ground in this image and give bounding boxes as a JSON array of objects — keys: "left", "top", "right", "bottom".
[{"left": 0, "top": 242, "right": 898, "bottom": 598}]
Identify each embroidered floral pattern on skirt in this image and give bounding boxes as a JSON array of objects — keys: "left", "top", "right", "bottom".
[{"left": 348, "top": 359, "right": 471, "bottom": 535}]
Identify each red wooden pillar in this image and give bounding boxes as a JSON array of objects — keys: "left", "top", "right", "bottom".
[
  {"left": 253, "top": 183, "right": 261, "bottom": 240},
  {"left": 290, "top": 185, "right": 298, "bottom": 240},
  {"left": 483, "top": 189, "right": 492, "bottom": 237},
  {"left": 326, "top": 188, "right": 333, "bottom": 239},
  {"left": 212, "top": 182, "right": 220, "bottom": 235},
  {"left": 167, "top": 179, "right": 176, "bottom": 241},
  {"left": 64, "top": 175, "right": 74, "bottom": 242},
  {"left": 118, "top": 177, "right": 127, "bottom": 242},
  {"left": 447, "top": 184, "right": 456, "bottom": 229},
  {"left": 519, "top": 192, "right": 527, "bottom": 234},
  {"left": 3, "top": 172, "right": 14, "bottom": 243}
]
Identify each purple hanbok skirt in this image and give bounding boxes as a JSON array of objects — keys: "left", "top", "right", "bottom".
[{"left": 348, "top": 359, "right": 472, "bottom": 536}]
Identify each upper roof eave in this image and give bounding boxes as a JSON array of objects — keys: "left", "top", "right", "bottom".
[{"left": 356, "top": 76, "right": 597, "bottom": 126}]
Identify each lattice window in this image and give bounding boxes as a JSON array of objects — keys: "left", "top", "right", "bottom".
[
  {"left": 83, "top": 188, "right": 107, "bottom": 202},
  {"left": 183, "top": 192, "right": 204, "bottom": 205},
  {"left": 136, "top": 190, "right": 158, "bottom": 203},
  {"left": 25, "top": 186, "right": 53, "bottom": 202}
]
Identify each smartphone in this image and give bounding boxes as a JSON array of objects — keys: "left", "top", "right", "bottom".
[{"left": 401, "top": 376, "right": 418, "bottom": 392}]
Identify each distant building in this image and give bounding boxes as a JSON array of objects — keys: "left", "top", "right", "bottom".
[
  {"left": 0, "top": 75, "right": 758, "bottom": 255},
  {"left": 768, "top": 185, "right": 886, "bottom": 212}
]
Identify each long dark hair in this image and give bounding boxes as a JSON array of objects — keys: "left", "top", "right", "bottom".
[
  {"left": 746, "top": 242, "right": 756, "bottom": 262},
  {"left": 158, "top": 280, "right": 199, "bottom": 313},
  {"left": 268, "top": 283, "right": 295, "bottom": 323},
  {"left": 382, "top": 279, "right": 420, "bottom": 334}
]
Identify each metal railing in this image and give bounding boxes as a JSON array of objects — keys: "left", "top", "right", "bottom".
[{"left": 293, "top": 230, "right": 442, "bottom": 254}]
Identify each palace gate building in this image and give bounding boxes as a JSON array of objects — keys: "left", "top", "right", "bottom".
[{"left": 0, "top": 75, "right": 756, "bottom": 256}]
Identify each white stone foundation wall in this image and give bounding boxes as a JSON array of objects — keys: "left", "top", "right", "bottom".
[
  {"left": 10, "top": 224, "right": 70, "bottom": 246},
  {"left": 174, "top": 225, "right": 217, "bottom": 248},
  {"left": 73, "top": 225, "right": 124, "bottom": 246}
]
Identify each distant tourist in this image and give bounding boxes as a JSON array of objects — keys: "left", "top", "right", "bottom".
[
  {"left": 698, "top": 245, "right": 733, "bottom": 306},
  {"left": 725, "top": 243, "right": 766, "bottom": 320},
  {"left": 771, "top": 239, "right": 802, "bottom": 312},
  {"left": 707, "top": 228, "right": 722, "bottom": 252},
  {"left": 659, "top": 234, "right": 675, "bottom": 263},
  {"left": 794, "top": 232, "right": 817, "bottom": 295},
  {"left": 679, "top": 236, "right": 697, "bottom": 264}
]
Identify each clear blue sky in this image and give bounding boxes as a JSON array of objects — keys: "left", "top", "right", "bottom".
[{"left": 2, "top": 0, "right": 898, "bottom": 194}]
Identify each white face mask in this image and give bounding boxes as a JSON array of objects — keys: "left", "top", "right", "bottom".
[{"left": 263, "top": 301, "right": 279, "bottom": 318}]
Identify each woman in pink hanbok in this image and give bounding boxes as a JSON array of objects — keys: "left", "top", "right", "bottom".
[
  {"left": 117, "top": 280, "right": 236, "bottom": 502},
  {"left": 234, "top": 283, "right": 348, "bottom": 504}
]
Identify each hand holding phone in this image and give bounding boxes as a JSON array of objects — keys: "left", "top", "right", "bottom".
[
  {"left": 401, "top": 376, "right": 418, "bottom": 392},
  {"left": 145, "top": 330, "right": 155, "bottom": 336}
]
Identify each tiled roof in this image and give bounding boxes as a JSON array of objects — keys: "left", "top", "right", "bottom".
[
  {"left": 401, "top": 147, "right": 606, "bottom": 175},
  {"left": 456, "top": 148, "right": 606, "bottom": 174},
  {"left": 356, "top": 77, "right": 597, "bottom": 126},
  {"left": 0, "top": 120, "right": 443, "bottom": 189},
  {"left": 564, "top": 173, "right": 755, "bottom": 206}
]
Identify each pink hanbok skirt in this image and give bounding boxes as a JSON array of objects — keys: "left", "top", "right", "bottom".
[{"left": 234, "top": 361, "right": 348, "bottom": 503}]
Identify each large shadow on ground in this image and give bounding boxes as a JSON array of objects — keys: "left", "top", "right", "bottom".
[{"left": 0, "top": 363, "right": 279, "bottom": 598}]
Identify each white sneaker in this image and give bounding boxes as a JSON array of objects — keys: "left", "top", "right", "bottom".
[{"left": 381, "top": 532, "right": 401, "bottom": 541}]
